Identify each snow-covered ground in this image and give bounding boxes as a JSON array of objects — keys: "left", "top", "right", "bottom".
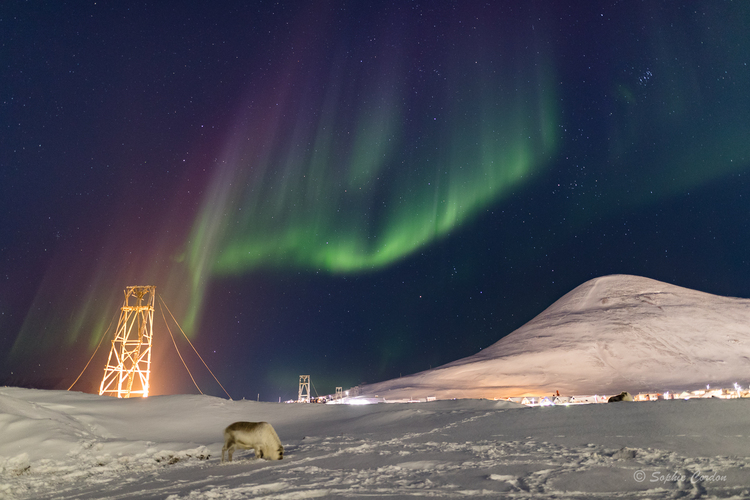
[
  {"left": 2, "top": 387, "right": 750, "bottom": 499},
  {"left": 359, "top": 275, "right": 750, "bottom": 400}
]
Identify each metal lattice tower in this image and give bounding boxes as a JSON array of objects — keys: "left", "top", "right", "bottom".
[
  {"left": 298, "top": 375, "right": 310, "bottom": 403},
  {"left": 99, "top": 286, "right": 156, "bottom": 398}
]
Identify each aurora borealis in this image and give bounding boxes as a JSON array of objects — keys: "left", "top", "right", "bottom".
[{"left": 2, "top": 2, "right": 750, "bottom": 400}]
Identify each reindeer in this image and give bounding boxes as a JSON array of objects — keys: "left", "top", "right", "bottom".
[{"left": 221, "top": 421, "right": 284, "bottom": 462}]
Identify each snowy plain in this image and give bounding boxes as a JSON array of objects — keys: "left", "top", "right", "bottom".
[{"left": 2, "top": 387, "right": 750, "bottom": 499}]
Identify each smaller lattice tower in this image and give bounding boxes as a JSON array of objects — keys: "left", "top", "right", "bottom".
[
  {"left": 99, "top": 286, "right": 156, "bottom": 398},
  {"left": 298, "top": 375, "right": 310, "bottom": 403}
]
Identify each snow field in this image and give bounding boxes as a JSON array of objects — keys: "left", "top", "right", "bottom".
[{"left": 2, "top": 387, "right": 750, "bottom": 498}]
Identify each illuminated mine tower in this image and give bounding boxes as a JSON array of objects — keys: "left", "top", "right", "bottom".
[
  {"left": 99, "top": 286, "right": 156, "bottom": 398},
  {"left": 298, "top": 375, "right": 310, "bottom": 403}
]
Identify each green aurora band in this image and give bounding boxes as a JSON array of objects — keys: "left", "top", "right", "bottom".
[
  {"left": 178, "top": 51, "right": 558, "bottom": 331},
  {"left": 10, "top": 10, "right": 560, "bottom": 359}
]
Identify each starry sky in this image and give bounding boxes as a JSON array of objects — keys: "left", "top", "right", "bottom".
[{"left": 2, "top": 2, "right": 749, "bottom": 401}]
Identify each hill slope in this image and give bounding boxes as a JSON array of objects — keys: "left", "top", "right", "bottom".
[{"left": 359, "top": 275, "right": 750, "bottom": 398}]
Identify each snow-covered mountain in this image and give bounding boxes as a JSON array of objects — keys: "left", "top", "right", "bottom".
[{"left": 359, "top": 275, "right": 750, "bottom": 399}]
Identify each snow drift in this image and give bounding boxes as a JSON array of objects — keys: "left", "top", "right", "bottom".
[{"left": 359, "top": 275, "right": 750, "bottom": 399}]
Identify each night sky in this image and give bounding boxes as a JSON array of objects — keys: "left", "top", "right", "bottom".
[{"left": 2, "top": 2, "right": 749, "bottom": 401}]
